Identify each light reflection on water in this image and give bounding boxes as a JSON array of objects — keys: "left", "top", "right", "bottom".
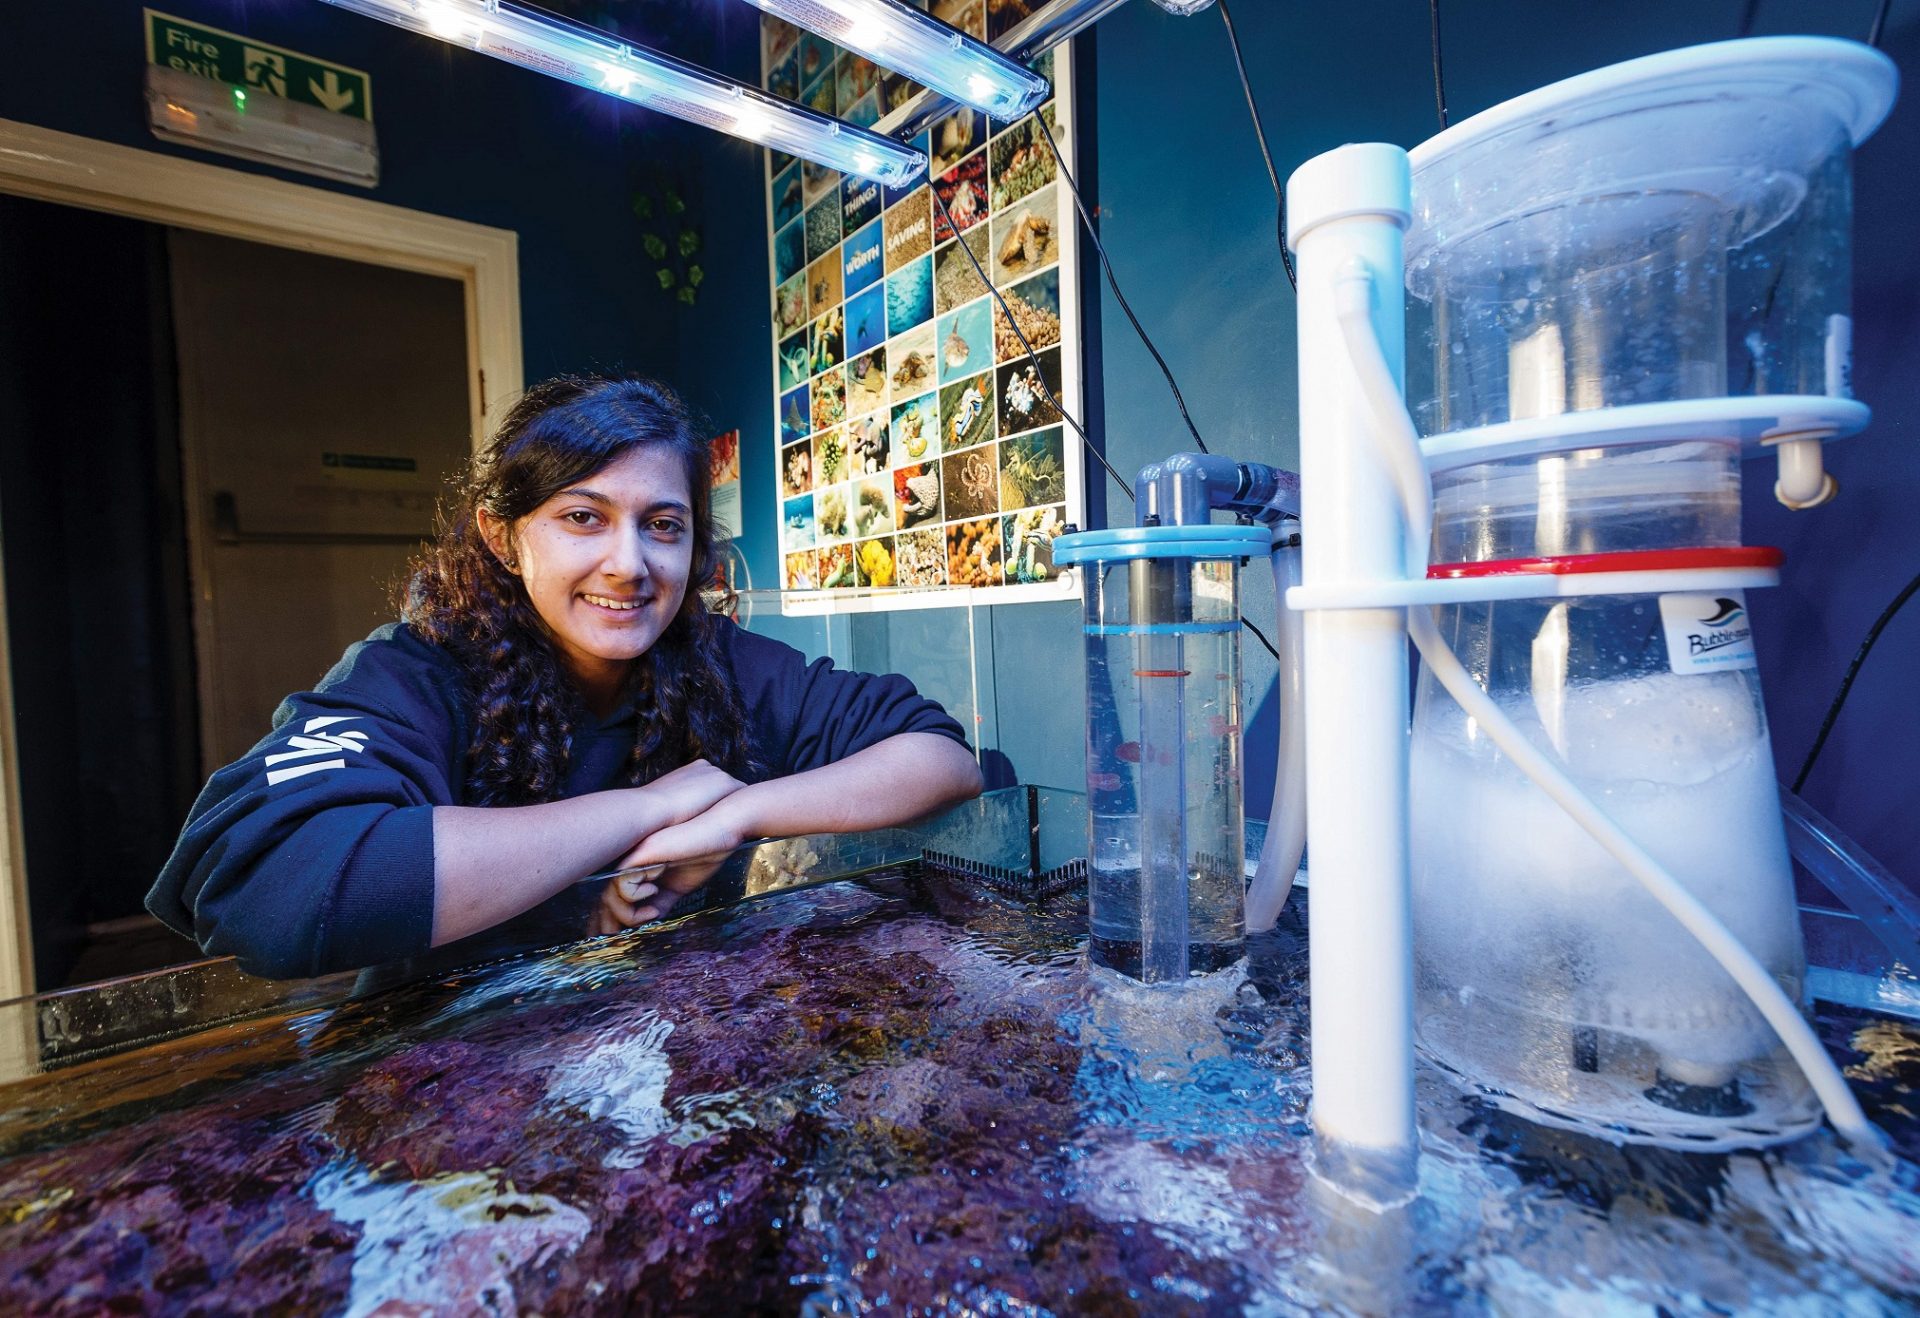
[{"left": 0, "top": 868, "right": 1914, "bottom": 1314}]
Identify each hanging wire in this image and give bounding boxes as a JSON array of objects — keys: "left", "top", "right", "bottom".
[
  {"left": 928, "top": 177, "right": 1281, "bottom": 664},
  {"left": 1241, "top": 613, "right": 1279, "bottom": 659},
  {"left": 1429, "top": 0, "right": 1450, "bottom": 130},
  {"left": 927, "top": 181, "right": 1130, "bottom": 500},
  {"left": 1736, "top": 0, "right": 1762, "bottom": 37},
  {"left": 1030, "top": 112, "right": 1209, "bottom": 453},
  {"left": 1868, "top": 0, "right": 1892, "bottom": 47},
  {"left": 1792, "top": 564, "right": 1920, "bottom": 791},
  {"left": 1216, "top": 0, "right": 1296, "bottom": 290}
]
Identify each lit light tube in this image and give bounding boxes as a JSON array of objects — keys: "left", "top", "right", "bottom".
[
  {"left": 313, "top": 0, "right": 926, "bottom": 185},
  {"left": 740, "top": 0, "right": 1049, "bottom": 119}
]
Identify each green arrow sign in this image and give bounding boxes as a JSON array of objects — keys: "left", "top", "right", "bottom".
[{"left": 144, "top": 10, "right": 373, "bottom": 122}]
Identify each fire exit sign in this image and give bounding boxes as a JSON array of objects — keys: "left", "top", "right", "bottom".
[{"left": 144, "top": 10, "right": 374, "bottom": 121}]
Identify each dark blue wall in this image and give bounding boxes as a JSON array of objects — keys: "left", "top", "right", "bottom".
[
  {"left": 0, "top": 1, "right": 732, "bottom": 382},
  {"left": 1081, "top": 0, "right": 1920, "bottom": 886},
  {"left": 13, "top": 3, "right": 1912, "bottom": 884},
  {"left": 664, "top": 5, "right": 780, "bottom": 581}
]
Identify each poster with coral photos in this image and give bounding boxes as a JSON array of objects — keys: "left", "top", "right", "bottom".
[{"left": 762, "top": 14, "right": 1082, "bottom": 613}]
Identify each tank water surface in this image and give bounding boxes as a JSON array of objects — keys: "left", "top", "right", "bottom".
[{"left": 0, "top": 864, "right": 1914, "bottom": 1313}]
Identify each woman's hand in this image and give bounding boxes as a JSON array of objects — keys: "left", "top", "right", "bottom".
[
  {"left": 623, "top": 789, "right": 758, "bottom": 871},
  {"left": 588, "top": 870, "right": 664, "bottom": 936},
  {"left": 433, "top": 762, "right": 751, "bottom": 950},
  {"left": 591, "top": 780, "right": 762, "bottom": 934},
  {"left": 589, "top": 732, "right": 982, "bottom": 937},
  {"left": 594, "top": 856, "right": 721, "bottom": 929},
  {"left": 641, "top": 758, "right": 746, "bottom": 827}
]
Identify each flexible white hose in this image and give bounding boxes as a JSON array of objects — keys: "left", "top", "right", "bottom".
[
  {"left": 1405, "top": 606, "right": 1883, "bottom": 1154},
  {"left": 1332, "top": 267, "right": 1886, "bottom": 1156},
  {"left": 1332, "top": 263, "right": 1432, "bottom": 577},
  {"left": 1247, "top": 542, "right": 1308, "bottom": 932}
]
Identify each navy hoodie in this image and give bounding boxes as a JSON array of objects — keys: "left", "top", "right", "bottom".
[{"left": 148, "top": 620, "right": 967, "bottom": 978}]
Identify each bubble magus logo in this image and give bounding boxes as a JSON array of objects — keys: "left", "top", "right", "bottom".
[
  {"left": 1698, "top": 598, "right": 1746, "bottom": 627},
  {"left": 1688, "top": 598, "right": 1752, "bottom": 657}
]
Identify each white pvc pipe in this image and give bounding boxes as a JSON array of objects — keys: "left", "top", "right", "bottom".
[
  {"left": 1774, "top": 437, "right": 1838, "bottom": 509},
  {"left": 1288, "top": 142, "right": 1419, "bottom": 1206},
  {"left": 1334, "top": 277, "right": 1887, "bottom": 1158},
  {"left": 1247, "top": 541, "right": 1306, "bottom": 933}
]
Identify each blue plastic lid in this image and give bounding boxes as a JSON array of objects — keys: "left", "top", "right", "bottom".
[{"left": 1052, "top": 524, "right": 1270, "bottom": 566}]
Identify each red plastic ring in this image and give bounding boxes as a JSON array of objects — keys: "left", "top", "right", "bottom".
[{"left": 1427, "top": 547, "right": 1783, "bottom": 579}]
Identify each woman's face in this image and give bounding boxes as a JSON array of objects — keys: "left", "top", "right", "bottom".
[{"left": 489, "top": 444, "right": 696, "bottom": 704}]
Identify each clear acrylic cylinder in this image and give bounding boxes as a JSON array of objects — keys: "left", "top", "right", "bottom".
[
  {"left": 1058, "top": 527, "right": 1264, "bottom": 984},
  {"left": 1404, "top": 40, "right": 1894, "bottom": 435},
  {"left": 1410, "top": 451, "right": 1817, "bottom": 1146}
]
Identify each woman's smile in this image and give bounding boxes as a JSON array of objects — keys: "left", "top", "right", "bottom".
[{"left": 581, "top": 591, "right": 650, "bottom": 613}]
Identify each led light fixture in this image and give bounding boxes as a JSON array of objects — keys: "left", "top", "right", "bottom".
[
  {"left": 314, "top": 0, "right": 925, "bottom": 185},
  {"left": 741, "top": 0, "right": 1049, "bottom": 120}
]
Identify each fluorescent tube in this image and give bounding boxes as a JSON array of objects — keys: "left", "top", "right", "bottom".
[
  {"left": 742, "top": 0, "right": 1049, "bottom": 119},
  {"left": 314, "top": 0, "right": 926, "bottom": 185}
]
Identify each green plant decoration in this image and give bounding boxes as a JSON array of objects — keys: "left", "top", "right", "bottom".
[{"left": 633, "top": 180, "right": 705, "bottom": 307}]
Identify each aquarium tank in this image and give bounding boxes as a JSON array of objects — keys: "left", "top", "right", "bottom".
[{"left": 0, "top": 787, "right": 1915, "bottom": 1314}]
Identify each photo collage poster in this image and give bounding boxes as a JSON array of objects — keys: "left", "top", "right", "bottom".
[{"left": 761, "top": 10, "right": 1082, "bottom": 611}]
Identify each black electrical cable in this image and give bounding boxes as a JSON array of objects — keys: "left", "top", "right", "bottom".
[
  {"left": 927, "top": 181, "right": 1130, "bottom": 501},
  {"left": 1212, "top": 4, "right": 1307, "bottom": 661},
  {"left": 1041, "top": 33, "right": 1287, "bottom": 658},
  {"left": 1031, "top": 112, "right": 1209, "bottom": 454},
  {"left": 1241, "top": 613, "right": 1279, "bottom": 660},
  {"left": 927, "top": 181, "right": 1281, "bottom": 664},
  {"left": 1792, "top": 564, "right": 1920, "bottom": 792},
  {"left": 1216, "top": 0, "right": 1296, "bottom": 290},
  {"left": 1429, "top": 0, "right": 1450, "bottom": 130},
  {"left": 1736, "top": 0, "right": 1762, "bottom": 38},
  {"left": 1868, "top": 0, "right": 1892, "bottom": 47}
]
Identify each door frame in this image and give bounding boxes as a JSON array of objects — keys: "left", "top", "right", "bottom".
[{"left": 0, "top": 117, "right": 523, "bottom": 1004}]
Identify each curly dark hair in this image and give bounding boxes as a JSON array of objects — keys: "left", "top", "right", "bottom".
[{"left": 401, "top": 374, "right": 755, "bottom": 805}]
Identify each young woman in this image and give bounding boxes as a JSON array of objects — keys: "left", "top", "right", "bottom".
[{"left": 148, "top": 375, "right": 982, "bottom": 978}]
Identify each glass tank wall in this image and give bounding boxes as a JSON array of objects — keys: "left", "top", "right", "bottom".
[
  {"left": 0, "top": 789, "right": 1915, "bottom": 1313},
  {"left": 733, "top": 585, "right": 1084, "bottom": 791}
]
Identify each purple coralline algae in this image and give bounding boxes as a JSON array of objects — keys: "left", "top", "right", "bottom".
[
  {"left": 0, "top": 878, "right": 1301, "bottom": 1315},
  {"left": 4, "top": 873, "right": 1917, "bottom": 1315}
]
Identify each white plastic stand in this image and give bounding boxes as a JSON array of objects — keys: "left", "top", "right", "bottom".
[{"left": 1286, "top": 142, "right": 1419, "bottom": 1209}]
